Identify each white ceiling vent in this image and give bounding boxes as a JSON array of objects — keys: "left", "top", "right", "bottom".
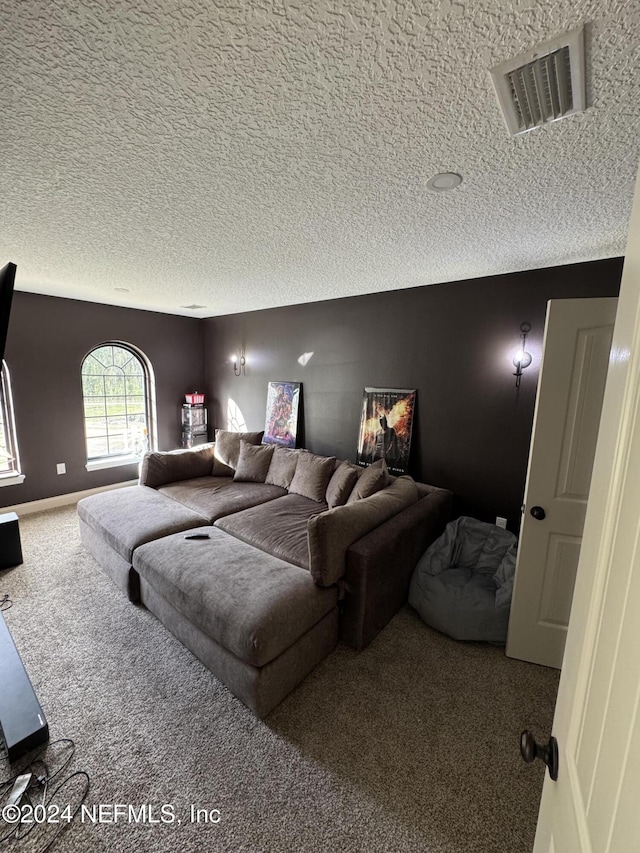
[{"left": 490, "top": 26, "right": 586, "bottom": 137}]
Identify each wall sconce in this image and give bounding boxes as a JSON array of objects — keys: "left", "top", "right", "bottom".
[
  {"left": 513, "top": 323, "right": 532, "bottom": 387},
  {"left": 231, "top": 347, "right": 246, "bottom": 376}
]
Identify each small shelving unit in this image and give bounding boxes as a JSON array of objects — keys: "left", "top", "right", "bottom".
[{"left": 181, "top": 403, "right": 208, "bottom": 448}]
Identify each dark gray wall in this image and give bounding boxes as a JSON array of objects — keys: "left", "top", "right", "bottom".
[
  {"left": 203, "top": 258, "right": 623, "bottom": 530},
  {"left": 0, "top": 258, "right": 623, "bottom": 521},
  {"left": 1, "top": 292, "right": 203, "bottom": 507}
]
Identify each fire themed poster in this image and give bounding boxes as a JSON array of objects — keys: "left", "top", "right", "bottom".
[
  {"left": 263, "top": 381, "right": 301, "bottom": 449},
  {"left": 356, "top": 387, "right": 417, "bottom": 475}
]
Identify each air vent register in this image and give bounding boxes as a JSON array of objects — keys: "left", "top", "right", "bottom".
[{"left": 490, "top": 26, "right": 586, "bottom": 136}]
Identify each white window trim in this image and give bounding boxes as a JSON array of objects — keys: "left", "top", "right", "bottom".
[
  {"left": 85, "top": 454, "right": 142, "bottom": 472},
  {"left": 0, "top": 472, "right": 25, "bottom": 487}
]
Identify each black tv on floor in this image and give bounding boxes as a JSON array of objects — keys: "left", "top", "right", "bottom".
[{"left": 0, "top": 262, "right": 16, "bottom": 365}]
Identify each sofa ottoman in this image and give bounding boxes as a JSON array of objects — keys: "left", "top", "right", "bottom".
[
  {"left": 132, "top": 526, "right": 339, "bottom": 717},
  {"left": 77, "top": 486, "right": 210, "bottom": 600}
]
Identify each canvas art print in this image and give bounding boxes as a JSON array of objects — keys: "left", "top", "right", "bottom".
[
  {"left": 356, "top": 387, "right": 416, "bottom": 475},
  {"left": 263, "top": 382, "right": 301, "bottom": 448}
]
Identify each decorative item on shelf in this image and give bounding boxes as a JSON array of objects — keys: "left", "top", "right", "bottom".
[
  {"left": 513, "top": 322, "right": 532, "bottom": 388},
  {"left": 185, "top": 391, "right": 205, "bottom": 405},
  {"left": 231, "top": 348, "right": 246, "bottom": 376}
]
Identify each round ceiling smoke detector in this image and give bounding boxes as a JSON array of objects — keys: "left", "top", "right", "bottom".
[{"left": 425, "top": 172, "right": 463, "bottom": 192}]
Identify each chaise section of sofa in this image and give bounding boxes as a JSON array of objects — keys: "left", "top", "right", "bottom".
[
  {"left": 77, "top": 486, "right": 210, "bottom": 600},
  {"left": 77, "top": 441, "right": 289, "bottom": 602},
  {"left": 132, "top": 526, "right": 338, "bottom": 717}
]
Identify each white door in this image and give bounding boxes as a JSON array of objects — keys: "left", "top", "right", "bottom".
[
  {"left": 533, "top": 162, "right": 640, "bottom": 849},
  {"left": 507, "top": 297, "right": 617, "bottom": 669}
]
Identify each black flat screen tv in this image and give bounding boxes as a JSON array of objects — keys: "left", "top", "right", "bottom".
[{"left": 0, "top": 262, "right": 16, "bottom": 365}]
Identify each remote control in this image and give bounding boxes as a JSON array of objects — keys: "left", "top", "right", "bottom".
[{"left": 184, "top": 533, "right": 211, "bottom": 540}]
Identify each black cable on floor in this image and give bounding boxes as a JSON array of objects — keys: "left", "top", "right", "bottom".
[{"left": 0, "top": 739, "right": 90, "bottom": 853}]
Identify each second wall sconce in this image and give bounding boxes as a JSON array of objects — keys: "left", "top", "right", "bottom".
[
  {"left": 231, "top": 347, "right": 246, "bottom": 376},
  {"left": 513, "top": 322, "right": 532, "bottom": 387}
]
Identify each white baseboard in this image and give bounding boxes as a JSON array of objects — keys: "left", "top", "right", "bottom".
[{"left": 2, "top": 480, "right": 138, "bottom": 516}]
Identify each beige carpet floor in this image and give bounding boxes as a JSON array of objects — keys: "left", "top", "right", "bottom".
[{"left": 0, "top": 506, "right": 559, "bottom": 853}]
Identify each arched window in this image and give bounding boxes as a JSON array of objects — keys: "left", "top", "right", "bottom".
[
  {"left": 81, "top": 343, "right": 156, "bottom": 470},
  {"left": 0, "top": 361, "right": 24, "bottom": 486}
]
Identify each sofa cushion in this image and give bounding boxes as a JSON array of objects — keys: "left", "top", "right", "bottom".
[
  {"left": 211, "top": 457, "right": 235, "bottom": 477},
  {"left": 213, "top": 429, "right": 264, "bottom": 474},
  {"left": 265, "top": 446, "right": 299, "bottom": 489},
  {"left": 288, "top": 452, "right": 336, "bottom": 502},
  {"left": 215, "top": 493, "right": 326, "bottom": 569},
  {"left": 326, "top": 460, "right": 360, "bottom": 509},
  {"left": 77, "top": 486, "right": 209, "bottom": 562},
  {"left": 132, "top": 526, "right": 338, "bottom": 668},
  {"left": 157, "top": 477, "right": 286, "bottom": 522},
  {"left": 308, "top": 476, "right": 419, "bottom": 586},
  {"left": 233, "top": 441, "right": 274, "bottom": 483},
  {"left": 347, "top": 459, "right": 389, "bottom": 503},
  {"left": 140, "top": 445, "right": 215, "bottom": 489}
]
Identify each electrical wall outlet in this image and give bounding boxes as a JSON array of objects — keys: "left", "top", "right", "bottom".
[
  {"left": 496, "top": 516, "right": 507, "bottom": 529},
  {"left": 56, "top": 463, "right": 66, "bottom": 475}
]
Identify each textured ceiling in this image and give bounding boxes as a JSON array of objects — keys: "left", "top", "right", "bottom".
[{"left": 2, "top": 1, "right": 639, "bottom": 317}]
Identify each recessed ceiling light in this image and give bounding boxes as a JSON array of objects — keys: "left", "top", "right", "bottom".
[
  {"left": 181, "top": 304, "right": 207, "bottom": 310},
  {"left": 114, "top": 287, "right": 130, "bottom": 292},
  {"left": 425, "top": 172, "right": 463, "bottom": 192}
]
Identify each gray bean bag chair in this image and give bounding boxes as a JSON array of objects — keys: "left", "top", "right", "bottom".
[{"left": 408, "top": 516, "right": 518, "bottom": 643}]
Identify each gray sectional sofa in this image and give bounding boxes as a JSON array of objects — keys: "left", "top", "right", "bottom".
[{"left": 78, "top": 431, "right": 452, "bottom": 717}]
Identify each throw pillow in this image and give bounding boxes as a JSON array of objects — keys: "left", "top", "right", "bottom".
[
  {"left": 288, "top": 452, "right": 336, "bottom": 503},
  {"left": 325, "top": 460, "right": 360, "bottom": 509},
  {"left": 265, "top": 446, "right": 299, "bottom": 489},
  {"left": 346, "top": 459, "right": 389, "bottom": 504},
  {"left": 140, "top": 445, "right": 215, "bottom": 489},
  {"left": 233, "top": 441, "right": 275, "bottom": 483},
  {"left": 213, "top": 429, "right": 264, "bottom": 474}
]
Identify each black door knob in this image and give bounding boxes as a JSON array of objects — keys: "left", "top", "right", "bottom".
[
  {"left": 520, "top": 731, "right": 559, "bottom": 781},
  {"left": 530, "top": 505, "right": 546, "bottom": 520}
]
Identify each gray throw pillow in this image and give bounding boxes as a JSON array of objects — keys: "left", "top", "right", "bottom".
[
  {"left": 265, "top": 446, "right": 299, "bottom": 489},
  {"left": 140, "top": 445, "right": 215, "bottom": 489},
  {"left": 288, "top": 452, "right": 336, "bottom": 503},
  {"left": 213, "top": 429, "right": 264, "bottom": 473},
  {"left": 346, "top": 459, "right": 389, "bottom": 503},
  {"left": 233, "top": 441, "right": 274, "bottom": 483},
  {"left": 326, "top": 460, "right": 360, "bottom": 509}
]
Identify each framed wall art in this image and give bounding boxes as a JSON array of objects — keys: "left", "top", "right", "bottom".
[
  {"left": 356, "top": 387, "right": 416, "bottom": 475},
  {"left": 262, "top": 381, "right": 301, "bottom": 448}
]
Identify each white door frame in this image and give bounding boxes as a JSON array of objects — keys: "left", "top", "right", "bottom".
[{"left": 534, "top": 162, "right": 640, "bottom": 848}]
